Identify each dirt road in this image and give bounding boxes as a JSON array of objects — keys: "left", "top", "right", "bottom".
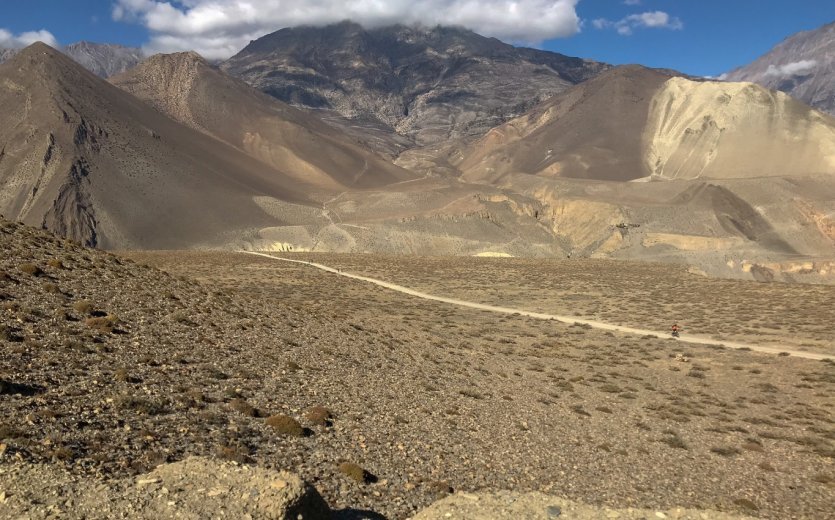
[{"left": 243, "top": 252, "right": 831, "bottom": 361}]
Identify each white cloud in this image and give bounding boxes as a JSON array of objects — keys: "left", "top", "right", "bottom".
[
  {"left": 764, "top": 59, "right": 818, "bottom": 78},
  {"left": 0, "top": 28, "right": 59, "bottom": 48},
  {"left": 593, "top": 10, "right": 683, "bottom": 36},
  {"left": 112, "top": 0, "right": 582, "bottom": 59}
]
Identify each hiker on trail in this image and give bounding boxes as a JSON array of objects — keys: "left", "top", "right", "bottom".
[{"left": 671, "top": 323, "right": 681, "bottom": 337}]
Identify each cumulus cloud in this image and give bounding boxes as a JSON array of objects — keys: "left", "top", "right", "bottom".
[
  {"left": 112, "top": 0, "right": 582, "bottom": 60},
  {"left": 593, "top": 11, "right": 683, "bottom": 36},
  {"left": 0, "top": 28, "right": 59, "bottom": 48},
  {"left": 764, "top": 59, "right": 818, "bottom": 78}
]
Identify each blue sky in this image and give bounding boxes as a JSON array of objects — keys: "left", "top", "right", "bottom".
[{"left": 1, "top": 0, "right": 833, "bottom": 75}]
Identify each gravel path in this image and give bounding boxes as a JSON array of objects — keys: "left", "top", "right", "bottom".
[{"left": 244, "top": 252, "right": 832, "bottom": 361}]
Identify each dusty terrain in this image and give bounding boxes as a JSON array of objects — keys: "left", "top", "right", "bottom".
[
  {"left": 279, "top": 254, "right": 835, "bottom": 356},
  {"left": 2, "top": 220, "right": 833, "bottom": 519}
]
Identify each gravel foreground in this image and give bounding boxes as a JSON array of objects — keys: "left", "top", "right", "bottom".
[
  {"left": 1, "top": 218, "right": 833, "bottom": 518},
  {"left": 0, "top": 456, "right": 754, "bottom": 519}
]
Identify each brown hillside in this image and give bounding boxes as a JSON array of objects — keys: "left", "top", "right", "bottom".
[
  {"left": 0, "top": 43, "right": 323, "bottom": 249},
  {"left": 111, "top": 52, "right": 415, "bottom": 190},
  {"left": 454, "top": 65, "right": 835, "bottom": 182}
]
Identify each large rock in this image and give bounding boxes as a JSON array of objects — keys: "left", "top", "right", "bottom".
[
  {"left": 411, "top": 491, "right": 756, "bottom": 520},
  {"left": 0, "top": 457, "right": 331, "bottom": 519},
  {"left": 133, "top": 457, "right": 331, "bottom": 519}
]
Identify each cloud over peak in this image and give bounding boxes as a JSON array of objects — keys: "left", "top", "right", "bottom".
[
  {"left": 0, "top": 28, "right": 59, "bottom": 49},
  {"left": 764, "top": 59, "right": 818, "bottom": 78},
  {"left": 113, "top": 0, "right": 582, "bottom": 60}
]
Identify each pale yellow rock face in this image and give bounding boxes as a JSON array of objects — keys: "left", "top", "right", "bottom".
[
  {"left": 642, "top": 233, "right": 745, "bottom": 251},
  {"left": 645, "top": 77, "right": 835, "bottom": 179}
]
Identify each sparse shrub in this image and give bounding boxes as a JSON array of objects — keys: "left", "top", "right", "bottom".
[
  {"left": 711, "top": 446, "right": 741, "bottom": 457},
  {"left": 687, "top": 369, "right": 706, "bottom": 379},
  {"left": 570, "top": 405, "right": 590, "bottom": 417},
  {"left": 305, "top": 406, "right": 333, "bottom": 426},
  {"left": 338, "top": 462, "right": 375, "bottom": 484},
  {"left": 73, "top": 300, "right": 94, "bottom": 315},
  {"left": 19, "top": 263, "right": 42, "bottom": 276},
  {"left": 599, "top": 384, "right": 621, "bottom": 393},
  {"left": 113, "top": 368, "right": 130, "bottom": 383},
  {"left": 811, "top": 474, "right": 832, "bottom": 484},
  {"left": 115, "top": 394, "right": 165, "bottom": 415},
  {"left": 661, "top": 432, "right": 688, "bottom": 450},
  {"left": 85, "top": 315, "right": 118, "bottom": 334},
  {"left": 595, "top": 406, "right": 613, "bottom": 414},
  {"left": 459, "top": 389, "right": 485, "bottom": 399},
  {"left": 758, "top": 462, "right": 775, "bottom": 472},
  {"left": 229, "top": 398, "right": 258, "bottom": 417},
  {"left": 266, "top": 414, "right": 305, "bottom": 436},
  {"left": 732, "top": 498, "right": 758, "bottom": 512},
  {"left": 43, "top": 283, "right": 60, "bottom": 294},
  {"left": 426, "top": 480, "right": 453, "bottom": 497},
  {"left": 286, "top": 361, "right": 301, "bottom": 372},
  {"left": 47, "top": 259, "right": 64, "bottom": 269},
  {"left": 48, "top": 446, "right": 74, "bottom": 461},
  {"left": 215, "top": 444, "right": 253, "bottom": 463},
  {"left": 0, "top": 325, "right": 23, "bottom": 342}
]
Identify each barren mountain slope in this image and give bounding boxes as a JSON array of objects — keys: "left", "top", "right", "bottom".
[
  {"left": 0, "top": 43, "right": 321, "bottom": 249},
  {"left": 62, "top": 41, "right": 144, "bottom": 78},
  {"left": 725, "top": 21, "right": 835, "bottom": 116},
  {"left": 453, "top": 65, "right": 835, "bottom": 182},
  {"left": 111, "top": 52, "right": 415, "bottom": 190},
  {"left": 0, "top": 42, "right": 143, "bottom": 78},
  {"left": 221, "top": 22, "right": 610, "bottom": 146},
  {"left": 0, "top": 47, "right": 17, "bottom": 62}
]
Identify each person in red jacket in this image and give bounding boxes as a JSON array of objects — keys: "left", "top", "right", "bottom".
[{"left": 671, "top": 323, "right": 681, "bottom": 337}]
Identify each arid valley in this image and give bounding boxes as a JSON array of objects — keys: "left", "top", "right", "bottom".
[
  {"left": 1, "top": 218, "right": 833, "bottom": 518},
  {"left": 2, "top": 3, "right": 835, "bottom": 519}
]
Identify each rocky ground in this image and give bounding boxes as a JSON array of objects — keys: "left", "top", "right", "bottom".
[
  {"left": 1, "top": 220, "right": 833, "bottom": 519},
  {"left": 289, "top": 254, "right": 835, "bottom": 356}
]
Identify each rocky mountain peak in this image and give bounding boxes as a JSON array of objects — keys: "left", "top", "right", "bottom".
[
  {"left": 725, "top": 20, "right": 835, "bottom": 115},
  {"left": 222, "top": 21, "right": 610, "bottom": 146}
]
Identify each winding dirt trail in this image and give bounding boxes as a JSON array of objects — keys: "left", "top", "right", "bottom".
[{"left": 243, "top": 252, "right": 832, "bottom": 361}]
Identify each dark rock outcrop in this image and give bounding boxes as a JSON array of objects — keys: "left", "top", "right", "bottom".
[{"left": 221, "top": 21, "right": 610, "bottom": 145}]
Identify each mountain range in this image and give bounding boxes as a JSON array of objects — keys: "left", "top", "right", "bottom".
[
  {"left": 0, "top": 22, "right": 834, "bottom": 282},
  {"left": 221, "top": 22, "right": 610, "bottom": 147},
  {"left": 0, "top": 41, "right": 143, "bottom": 78},
  {"left": 0, "top": 43, "right": 409, "bottom": 249}
]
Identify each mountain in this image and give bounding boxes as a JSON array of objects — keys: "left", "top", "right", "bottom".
[
  {"left": 449, "top": 65, "right": 835, "bottom": 183},
  {"left": 0, "top": 42, "right": 143, "bottom": 77},
  {"left": 0, "top": 43, "right": 336, "bottom": 249},
  {"left": 221, "top": 21, "right": 610, "bottom": 146},
  {"left": 725, "top": 21, "right": 835, "bottom": 116},
  {"left": 62, "top": 41, "right": 144, "bottom": 78},
  {"left": 0, "top": 47, "right": 18, "bottom": 62},
  {"left": 110, "top": 52, "right": 414, "bottom": 190}
]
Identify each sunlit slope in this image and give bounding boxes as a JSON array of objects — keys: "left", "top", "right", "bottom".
[
  {"left": 0, "top": 43, "right": 317, "bottom": 249},
  {"left": 111, "top": 52, "right": 416, "bottom": 191},
  {"left": 455, "top": 66, "right": 835, "bottom": 182},
  {"left": 645, "top": 77, "right": 835, "bottom": 179}
]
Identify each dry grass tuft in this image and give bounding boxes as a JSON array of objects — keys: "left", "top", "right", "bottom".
[
  {"left": 265, "top": 415, "right": 305, "bottom": 437},
  {"left": 19, "top": 263, "right": 43, "bottom": 276}
]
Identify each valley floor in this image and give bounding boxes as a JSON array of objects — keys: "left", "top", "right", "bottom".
[{"left": 1, "top": 232, "right": 833, "bottom": 518}]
